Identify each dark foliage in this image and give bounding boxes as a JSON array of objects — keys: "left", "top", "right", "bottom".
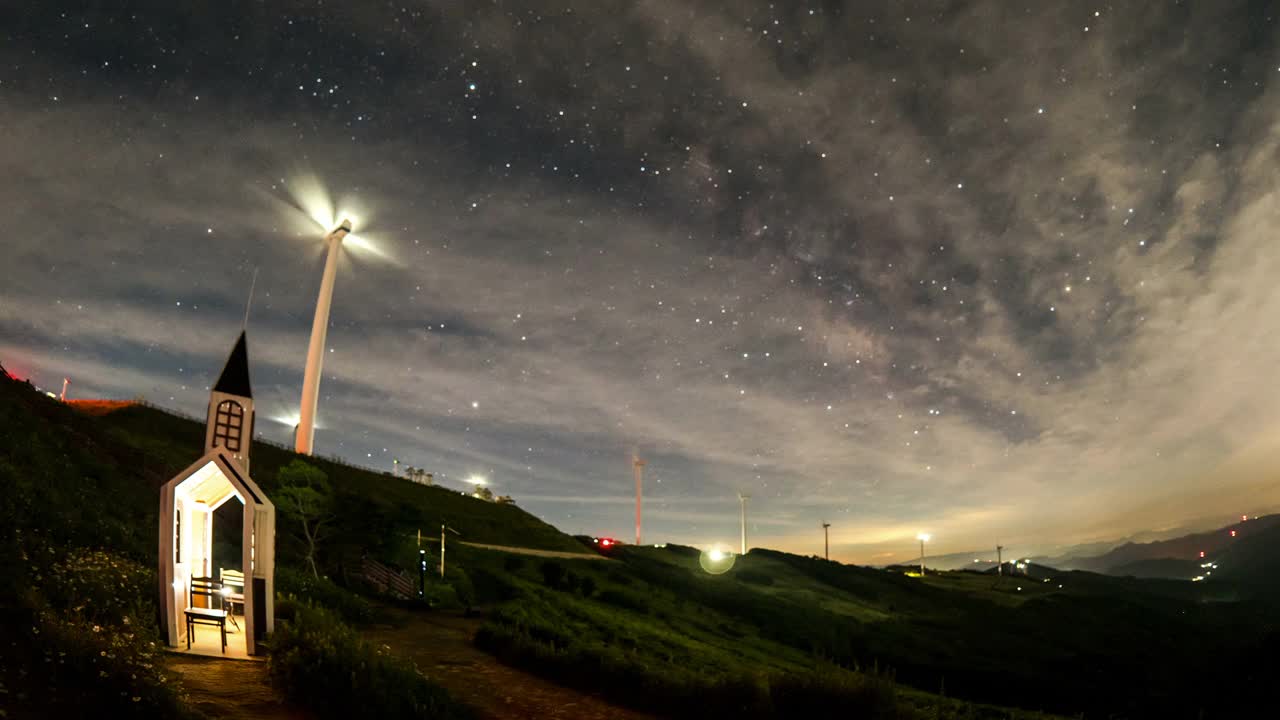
[{"left": 270, "top": 599, "right": 473, "bottom": 720}]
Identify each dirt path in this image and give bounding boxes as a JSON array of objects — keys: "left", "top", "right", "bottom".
[
  {"left": 460, "top": 541, "right": 611, "bottom": 560},
  {"left": 166, "top": 654, "right": 308, "bottom": 720},
  {"left": 367, "top": 607, "right": 656, "bottom": 720}
]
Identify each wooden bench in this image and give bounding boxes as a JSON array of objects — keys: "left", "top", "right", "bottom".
[
  {"left": 219, "top": 568, "right": 245, "bottom": 629},
  {"left": 185, "top": 577, "right": 228, "bottom": 652}
]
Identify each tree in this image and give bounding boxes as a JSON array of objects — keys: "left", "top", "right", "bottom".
[{"left": 275, "top": 460, "right": 334, "bottom": 579}]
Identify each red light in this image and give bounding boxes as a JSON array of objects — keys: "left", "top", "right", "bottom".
[
  {"left": 601, "top": 539, "right": 612, "bottom": 547},
  {"left": 1199, "top": 551, "right": 1206, "bottom": 558},
  {"left": 1243, "top": 515, "right": 1248, "bottom": 522},
  {"left": 1230, "top": 530, "right": 1237, "bottom": 537}
]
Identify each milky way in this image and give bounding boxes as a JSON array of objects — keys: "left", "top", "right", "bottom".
[{"left": 5, "top": 2, "right": 1280, "bottom": 562}]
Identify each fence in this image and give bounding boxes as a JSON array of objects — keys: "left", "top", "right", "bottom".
[{"left": 360, "top": 555, "right": 416, "bottom": 599}]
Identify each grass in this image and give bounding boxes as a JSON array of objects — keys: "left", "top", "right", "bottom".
[
  {"left": 0, "top": 370, "right": 477, "bottom": 717},
  {"left": 7, "top": 367, "right": 1280, "bottom": 718},
  {"left": 95, "top": 401, "right": 590, "bottom": 558},
  {"left": 0, "top": 541, "right": 198, "bottom": 719},
  {"left": 454, "top": 544, "right": 1065, "bottom": 719},
  {"left": 450, "top": 538, "right": 1280, "bottom": 719},
  {"left": 271, "top": 599, "right": 473, "bottom": 720}
]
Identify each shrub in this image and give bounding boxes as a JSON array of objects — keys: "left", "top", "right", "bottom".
[
  {"left": 1, "top": 544, "right": 195, "bottom": 719},
  {"left": 447, "top": 567, "right": 475, "bottom": 610},
  {"left": 577, "top": 574, "right": 597, "bottom": 598},
  {"left": 3, "top": 607, "right": 198, "bottom": 719},
  {"left": 540, "top": 561, "right": 566, "bottom": 590},
  {"left": 502, "top": 555, "right": 526, "bottom": 573},
  {"left": 598, "top": 588, "right": 649, "bottom": 614},
  {"left": 36, "top": 547, "right": 157, "bottom": 624},
  {"left": 471, "top": 566, "right": 522, "bottom": 604},
  {"left": 275, "top": 564, "right": 374, "bottom": 623},
  {"left": 735, "top": 568, "right": 774, "bottom": 586},
  {"left": 767, "top": 665, "right": 898, "bottom": 718},
  {"left": 270, "top": 601, "right": 473, "bottom": 720},
  {"left": 474, "top": 618, "right": 899, "bottom": 719}
]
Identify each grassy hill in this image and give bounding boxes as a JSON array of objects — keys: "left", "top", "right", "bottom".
[
  {"left": 5, "top": 367, "right": 1280, "bottom": 718},
  {"left": 458, "top": 541, "right": 1280, "bottom": 718},
  {"left": 89, "top": 399, "right": 588, "bottom": 558}
]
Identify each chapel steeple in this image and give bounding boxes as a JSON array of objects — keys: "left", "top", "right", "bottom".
[{"left": 205, "top": 331, "right": 255, "bottom": 473}]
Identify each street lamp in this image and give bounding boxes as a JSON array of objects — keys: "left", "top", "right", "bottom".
[
  {"left": 917, "top": 533, "right": 931, "bottom": 575},
  {"left": 295, "top": 218, "right": 353, "bottom": 455}
]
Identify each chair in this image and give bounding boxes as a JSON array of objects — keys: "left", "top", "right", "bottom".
[
  {"left": 219, "top": 568, "right": 245, "bottom": 631},
  {"left": 184, "top": 577, "right": 228, "bottom": 652}
]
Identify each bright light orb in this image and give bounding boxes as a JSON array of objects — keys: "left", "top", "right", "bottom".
[
  {"left": 917, "top": 532, "right": 931, "bottom": 542},
  {"left": 699, "top": 546, "right": 736, "bottom": 575},
  {"left": 463, "top": 475, "right": 487, "bottom": 486}
]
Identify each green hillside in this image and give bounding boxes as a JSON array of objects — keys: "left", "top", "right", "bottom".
[
  {"left": 456, "top": 541, "right": 1280, "bottom": 718},
  {"left": 5, "top": 368, "right": 1280, "bottom": 719},
  {"left": 90, "top": 399, "right": 588, "bottom": 558}
]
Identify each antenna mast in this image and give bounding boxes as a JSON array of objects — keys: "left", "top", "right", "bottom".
[
  {"left": 822, "top": 521, "right": 831, "bottom": 560},
  {"left": 633, "top": 453, "right": 646, "bottom": 546},
  {"left": 242, "top": 267, "right": 259, "bottom": 330}
]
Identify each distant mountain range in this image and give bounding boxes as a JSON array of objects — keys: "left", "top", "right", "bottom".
[
  {"left": 1050, "top": 514, "right": 1280, "bottom": 577},
  {"left": 921, "top": 514, "right": 1280, "bottom": 580}
]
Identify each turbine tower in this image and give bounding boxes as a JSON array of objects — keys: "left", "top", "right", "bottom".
[
  {"left": 738, "top": 493, "right": 750, "bottom": 555},
  {"left": 295, "top": 218, "right": 352, "bottom": 455},
  {"left": 633, "top": 453, "right": 646, "bottom": 546},
  {"left": 822, "top": 521, "right": 831, "bottom": 560}
]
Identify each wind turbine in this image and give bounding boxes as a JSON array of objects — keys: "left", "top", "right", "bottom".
[
  {"left": 273, "top": 175, "right": 393, "bottom": 455},
  {"left": 822, "top": 521, "right": 831, "bottom": 560},
  {"left": 738, "top": 493, "right": 750, "bottom": 555}
]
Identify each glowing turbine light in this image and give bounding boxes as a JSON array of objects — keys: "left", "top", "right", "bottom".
[{"left": 463, "top": 476, "right": 488, "bottom": 486}]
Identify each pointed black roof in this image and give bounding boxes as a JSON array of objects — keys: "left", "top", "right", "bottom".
[{"left": 213, "top": 331, "right": 253, "bottom": 398}]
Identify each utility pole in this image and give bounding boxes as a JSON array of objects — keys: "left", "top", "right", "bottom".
[
  {"left": 59, "top": 377, "right": 70, "bottom": 402},
  {"left": 996, "top": 545, "right": 1004, "bottom": 576},
  {"left": 738, "top": 493, "right": 750, "bottom": 555},
  {"left": 822, "top": 521, "right": 831, "bottom": 560},
  {"left": 439, "top": 524, "right": 460, "bottom": 578},
  {"left": 633, "top": 454, "right": 646, "bottom": 546},
  {"left": 417, "top": 529, "right": 426, "bottom": 599}
]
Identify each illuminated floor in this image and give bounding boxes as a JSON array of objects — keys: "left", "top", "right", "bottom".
[{"left": 168, "top": 614, "right": 260, "bottom": 661}]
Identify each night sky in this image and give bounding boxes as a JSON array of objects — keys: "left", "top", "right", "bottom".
[{"left": 5, "top": 1, "right": 1280, "bottom": 563}]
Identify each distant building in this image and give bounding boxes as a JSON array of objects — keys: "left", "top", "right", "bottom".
[
  {"left": 495, "top": 495, "right": 515, "bottom": 505},
  {"left": 472, "top": 486, "right": 494, "bottom": 502}
]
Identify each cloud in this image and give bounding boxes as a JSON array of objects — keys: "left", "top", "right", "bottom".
[{"left": 4, "top": 1, "right": 1280, "bottom": 562}]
